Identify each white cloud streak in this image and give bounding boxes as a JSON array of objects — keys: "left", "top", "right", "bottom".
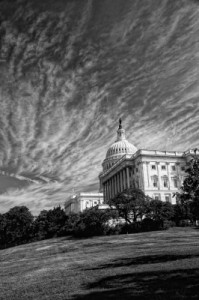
[{"left": 0, "top": 0, "right": 199, "bottom": 213}]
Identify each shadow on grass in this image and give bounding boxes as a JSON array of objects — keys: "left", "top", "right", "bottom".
[
  {"left": 72, "top": 268, "right": 199, "bottom": 300},
  {"left": 84, "top": 253, "right": 199, "bottom": 270}
]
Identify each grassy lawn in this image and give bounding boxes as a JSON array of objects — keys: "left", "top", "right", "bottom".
[{"left": 1, "top": 227, "right": 199, "bottom": 299}]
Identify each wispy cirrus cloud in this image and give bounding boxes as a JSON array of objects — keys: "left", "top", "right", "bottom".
[{"left": 0, "top": 0, "right": 199, "bottom": 214}]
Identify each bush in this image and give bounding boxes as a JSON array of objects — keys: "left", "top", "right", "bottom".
[
  {"left": 141, "top": 218, "right": 161, "bottom": 231},
  {"left": 178, "top": 219, "right": 193, "bottom": 227},
  {"left": 71, "top": 207, "right": 119, "bottom": 238},
  {"left": 118, "top": 218, "right": 174, "bottom": 235},
  {"left": 162, "top": 220, "right": 175, "bottom": 230}
]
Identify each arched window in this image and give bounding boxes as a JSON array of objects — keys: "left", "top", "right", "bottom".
[{"left": 86, "top": 201, "right": 90, "bottom": 208}]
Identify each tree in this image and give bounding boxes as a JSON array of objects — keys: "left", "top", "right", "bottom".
[
  {"left": 176, "top": 151, "right": 199, "bottom": 220},
  {"left": 46, "top": 206, "right": 67, "bottom": 237},
  {"left": 147, "top": 199, "right": 174, "bottom": 223},
  {"left": 109, "top": 188, "right": 151, "bottom": 223},
  {"left": 63, "top": 213, "right": 80, "bottom": 235},
  {"left": 3, "top": 206, "right": 34, "bottom": 246},
  {"left": 0, "top": 214, "right": 7, "bottom": 248},
  {"left": 70, "top": 207, "right": 118, "bottom": 237},
  {"left": 173, "top": 203, "right": 193, "bottom": 226},
  {"left": 33, "top": 206, "right": 67, "bottom": 239}
]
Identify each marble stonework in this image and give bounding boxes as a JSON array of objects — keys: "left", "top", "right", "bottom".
[{"left": 99, "top": 121, "right": 198, "bottom": 205}]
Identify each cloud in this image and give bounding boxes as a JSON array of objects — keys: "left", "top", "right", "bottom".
[{"left": 0, "top": 0, "right": 199, "bottom": 214}]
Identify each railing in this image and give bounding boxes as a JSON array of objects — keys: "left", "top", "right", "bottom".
[
  {"left": 184, "top": 149, "right": 199, "bottom": 156},
  {"left": 99, "top": 149, "right": 185, "bottom": 178}
]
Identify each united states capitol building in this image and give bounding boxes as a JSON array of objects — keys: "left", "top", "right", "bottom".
[{"left": 65, "top": 119, "right": 196, "bottom": 214}]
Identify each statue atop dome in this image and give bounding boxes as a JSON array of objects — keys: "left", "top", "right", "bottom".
[
  {"left": 119, "top": 118, "right": 122, "bottom": 129},
  {"left": 117, "top": 119, "right": 125, "bottom": 141}
]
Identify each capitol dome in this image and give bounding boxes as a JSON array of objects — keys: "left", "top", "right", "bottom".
[
  {"left": 106, "top": 139, "right": 137, "bottom": 159},
  {"left": 103, "top": 119, "right": 137, "bottom": 171}
]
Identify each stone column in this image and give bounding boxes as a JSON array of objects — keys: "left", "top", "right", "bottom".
[
  {"left": 103, "top": 184, "right": 105, "bottom": 203},
  {"left": 118, "top": 173, "right": 121, "bottom": 193},
  {"left": 157, "top": 162, "right": 160, "bottom": 190},
  {"left": 106, "top": 181, "right": 109, "bottom": 202},
  {"left": 108, "top": 179, "right": 111, "bottom": 200},
  {"left": 115, "top": 174, "right": 118, "bottom": 194},
  {"left": 126, "top": 167, "right": 130, "bottom": 189},
  {"left": 120, "top": 170, "right": 123, "bottom": 192},
  {"left": 105, "top": 181, "right": 108, "bottom": 202},
  {"left": 114, "top": 176, "right": 117, "bottom": 196},
  {"left": 116, "top": 175, "right": 118, "bottom": 195},
  {"left": 104, "top": 182, "right": 107, "bottom": 202},
  {"left": 111, "top": 177, "right": 114, "bottom": 199},
  {"left": 112, "top": 177, "right": 115, "bottom": 198},
  {"left": 109, "top": 178, "right": 112, "bottom": 199},
  {"left": 123, "top": 168, "right": 126, "bottom": 190},
  {"left": 146, "top": 162, "right": 150, "bottom": 187},
  {"left": 176, "top": 162, "right": 180, "bottom": 188},
  {"left": 106, "top": 182, "right": 109, "bottom": 201},
  {"left": 166, "top": 162, "right": 170, "bottom": 190},
  {"left": 117, "top": 173, "right": 120, "bottom": 193}
]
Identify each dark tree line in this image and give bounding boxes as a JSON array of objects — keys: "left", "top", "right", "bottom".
[
  {"left": 0, "top": 205, "right": 119, "bottom": 249},
  {"left": 0, "top": 206, "right": 68, "bottom": 249},
  {"left": 0, "top": 199, "right": 192, "bottom": 250},
  {"left": 1, "top": 154, "right": 199, "bottom": 249}
]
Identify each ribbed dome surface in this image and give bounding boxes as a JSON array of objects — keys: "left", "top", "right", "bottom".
[{"left": 106, "top": 140, "right": 137, "bottom": 158}]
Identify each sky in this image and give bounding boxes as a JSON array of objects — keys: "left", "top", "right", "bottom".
[{"left": 0, "top": 0, "right": 199, "bottom": 215}]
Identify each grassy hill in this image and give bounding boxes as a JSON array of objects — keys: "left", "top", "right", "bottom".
[{"left": 1, "top": 227, "right": 199, "bottom": 300}]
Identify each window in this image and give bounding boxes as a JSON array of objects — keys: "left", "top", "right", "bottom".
[
  {"left": 172, "top": 165, "right": 176, "bottom": 171},
  {"left": 154, "top": 194, "right": 160, "bottom": 200},
  {"left": 172, "top": 177, "right": 178, "bottom": 188},
  {"left": 136, "top": 168, "right": 138, "bottom": 172},
  {"left": 162, "top": 176, "right": 168, "bottom": 188},
  {"left": 165, "top": 194, "right": 171, "bottom": 202},
  {"left": 151, "top": 175, "right": 158, "bottom": 187},
  {"left": 181, "top": 166, "right": 185, "bottom": 171},
  {"left": 161, "top": 165, "right": 166, "bottom": 170},
  {"left": 151, "top": 165, "right": 156, "bottom": 170}
]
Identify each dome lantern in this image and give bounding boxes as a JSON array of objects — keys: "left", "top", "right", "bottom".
[{"left": 117, "top": 118, "right": 126, "bottom": 141}]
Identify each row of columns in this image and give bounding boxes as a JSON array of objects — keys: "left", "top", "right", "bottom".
[{"left": 103, "top": 167, "right": 130, "bottom": 203}]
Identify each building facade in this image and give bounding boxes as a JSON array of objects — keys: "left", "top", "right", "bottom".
[
  {"left": 99, "top": 120, "right": 198, "bottom": 205},
  {"left": 65, "top": 192, "right": 104, "bottom": 215}
]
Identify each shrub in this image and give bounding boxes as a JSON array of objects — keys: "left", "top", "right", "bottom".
[{"left": 71, "top": 207, "right": 118, "bottom": 237}]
